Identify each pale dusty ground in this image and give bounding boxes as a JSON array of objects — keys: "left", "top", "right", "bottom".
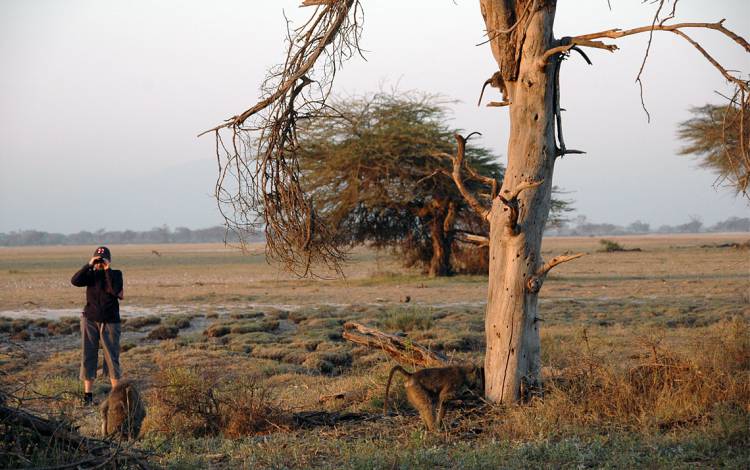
[{"left": 0, "top": 233, "right": 747, "bottom": 317}]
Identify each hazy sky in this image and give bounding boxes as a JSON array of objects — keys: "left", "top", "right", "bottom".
[{"left": 1, "top": 0, "right": 748, "bottom": 233}]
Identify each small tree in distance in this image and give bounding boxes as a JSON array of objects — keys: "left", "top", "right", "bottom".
[
  {"left": 299, "top": 92, "right": 500, "bottom": 277},
  {"left": 298, "top": 92, "right": 572, "bottom": 277}
]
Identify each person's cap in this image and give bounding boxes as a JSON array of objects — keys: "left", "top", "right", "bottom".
[{"left": 93, "top": 246, "right": 111, "bottom": 261}]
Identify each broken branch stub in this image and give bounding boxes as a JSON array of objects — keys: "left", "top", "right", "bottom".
[
  {"left": 527, "top": 252, "right": 585, "bottom": 293},
  {"left": 497, "top": 179, "right": 544, "bottom": 236},
  {"left": 451, "top": 133, "right": 491, "bottom": 221}
]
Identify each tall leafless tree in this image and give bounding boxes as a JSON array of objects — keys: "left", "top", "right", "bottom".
[{"left": 201, "top": 0, "right": 749, "bottom": 403}]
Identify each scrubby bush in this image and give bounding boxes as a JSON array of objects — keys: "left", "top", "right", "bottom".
[
  {"left": 598, "top": 239, "right": 625, "bottom": 252},
  {"left": 145, "top": 367, "right": 288, "bottom": 438},
  {"left": 204, "top": 324, "right": 231, "bottom": 338},
  {"left": 10, "top": 330, "right": 30, "bottom": 341},
  {"left": 598, "top": 239, "right": 641, "bottom": 252},
  {"left": 230, "top": 320, "right": 279, "bottom": 334},
  {"left": 229, "top": 312, "right": 264, "bottom": 320},
  {"left": 147, "top": 326, "right": 179, "bottom": 340},
  {"left": 165, "top": 316, "right": 191, "bottom": 329},
  {"left": 123, "top": 316, "right": 161, "bottom": 330},
  {"left": 381, "top": 307, "right": 434, "bottom": 332},
  {"left": 47, "top": 321, "right": 77, "bottom": 336},
  {"left": 251, "top": 346, "right": 289, "bottom": 361}
]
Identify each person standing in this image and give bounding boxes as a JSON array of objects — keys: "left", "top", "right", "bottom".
[{"left": 71, "top": 246, "right": 124, "bottom": 405}]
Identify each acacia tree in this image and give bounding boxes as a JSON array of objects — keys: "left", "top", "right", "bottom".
[
  {"left": 202, "top": 0, "right": 749, "bottom": 403},
  {"left": 679, "top": 103, "right": 750, "bottom": 195},
  {"left": 298, "top": 92, "right": 503, "bottom": 277}
]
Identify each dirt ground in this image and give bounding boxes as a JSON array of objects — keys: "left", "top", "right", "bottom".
[{"left": 0, "top": 234, "right": 748, "bottom": 469}]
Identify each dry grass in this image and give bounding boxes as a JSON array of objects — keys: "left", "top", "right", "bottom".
[
  {"left": 1, "top": 236, "right": 748, "bottom": 468},
  {"left": 480, "top": 318, "right": 749, "bottom": 441},
  {"left": 143, "top": 367, "right": 289, "bottom": 438}
]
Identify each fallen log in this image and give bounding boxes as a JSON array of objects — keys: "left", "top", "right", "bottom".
[{"left": 342, "top": 321, "right": 447, "bottom": 368}]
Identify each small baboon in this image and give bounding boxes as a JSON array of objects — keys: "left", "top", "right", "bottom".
[
  {"left": 100, "top": 380, "right": 146, "bottom": 440},
  {"left": 383, "top": 364, "right": 484, "bottom": 431},
  {"left": 477, "top": 70, "right": 509, "bottom": 106}
]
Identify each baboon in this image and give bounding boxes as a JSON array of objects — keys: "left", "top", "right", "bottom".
[
  {"left": 477, "top": 70, "right": 509, "bottom": 106},
  {"left": 100, "top": 380, "right": 146, "bottom": 440},
  {"left": 383, "top": 364, "right": 484, "bottom": 431}
]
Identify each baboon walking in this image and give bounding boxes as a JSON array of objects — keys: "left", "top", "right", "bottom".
[
  {"left": 100, "top": 380, "right": 146, "bottom": 440},
  {"left": 383, "top": 364, "right": 483, "bottom": 431}
]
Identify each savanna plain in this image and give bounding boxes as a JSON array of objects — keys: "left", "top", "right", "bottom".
[{"left": 1, "top": 234, "right": 748, "bottom": 469}]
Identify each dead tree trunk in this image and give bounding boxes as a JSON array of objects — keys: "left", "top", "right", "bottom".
[{"left": 480, "top": 0, "right": 558, "bottom": 403}]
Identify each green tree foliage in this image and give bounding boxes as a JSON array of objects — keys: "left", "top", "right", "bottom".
[
  {"left": 678, "top": 104, "right": 750, "bottom": 195},
  {"left": 297, "top": 92, "right": 570, "bottom": 276}
]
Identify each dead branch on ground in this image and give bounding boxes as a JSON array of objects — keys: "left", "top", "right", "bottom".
[{"left": 342, "top": 322, "right": 447, "bottom": 368}]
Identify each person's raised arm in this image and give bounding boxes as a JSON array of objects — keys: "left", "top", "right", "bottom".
[{"left": 71, "top": 258, "right": 97, "bottom": 287}]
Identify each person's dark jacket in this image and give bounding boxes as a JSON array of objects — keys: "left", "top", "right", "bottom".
[{"left": 71, "top": 265, "right": 124, "bottom": 323}]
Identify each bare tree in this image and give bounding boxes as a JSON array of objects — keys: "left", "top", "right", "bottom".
[{"left": 202, "top": 0, "right": 749, "bottom": 403}]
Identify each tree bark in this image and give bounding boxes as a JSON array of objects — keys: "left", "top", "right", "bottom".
[
  {"left": 480, "top": 0, "right": 558, "bottom": 403},
  {"left": 427, "top": 200, "right": 455, "bottom": 278}
]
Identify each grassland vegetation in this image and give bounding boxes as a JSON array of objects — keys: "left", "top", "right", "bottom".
[{"left": 0, "top": 237, "right": 747, "bottom": 467}]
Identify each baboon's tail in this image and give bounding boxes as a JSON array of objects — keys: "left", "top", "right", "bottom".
[{"left": 383, "top": 365, "right": 411, "bottom": 415}]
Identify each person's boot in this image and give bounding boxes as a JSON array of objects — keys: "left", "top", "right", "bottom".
[{"left": 82, "top": 392, "right": 94, "bottom": 406}]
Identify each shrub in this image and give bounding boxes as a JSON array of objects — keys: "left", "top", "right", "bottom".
[
  {"left": 145, "top": 367, "right": 288, "bottom": 438},
  {"left": 124, "top": 316, "right": 161, "bottom": 330},
  {"left": 204, "top": 324, "right": 231, "bottom": 338},
  {"left": 47, "top": 321, "right": 77, "bottom": 336},
  {"left": 598, "top": 239, "right": 641, "bottom": 252},
  {"left": 230, "top": 320, "right": 279, "bottom": 334},
  {"left": 381, "top": 307, "right": 434, "bottom": 332},
  {"left": 11, "top": 319, "right": 31, "bottom": 333},
  {"left": 251, "top": 346, "right": 289, "bottom": 361},
  {"left": 146, "top": 326, "right": 179, "bottom": 340},
  {"left": 165, "top": 317, "right": 191, "bottom": 329},
  {"left": 302, "top": 355, "right": 334, "bottom": 374},
  {"left": 598, "top": 239, "right": 624, "bottom": 252},
  {"left": 10, "top": 330, "right": 30, "bottom": 341},
  {"left": 229, "top": 312, "right": 264, "bottom": 320}
]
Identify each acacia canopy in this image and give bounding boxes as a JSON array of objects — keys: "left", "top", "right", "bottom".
[
  {"left": 679, "top": 103, "right": 750, "bottom": 195},
  {"left": 297, "top": 92, "right": 572, "bottom": 276},
  {"left": 299, "top": 92, "right": 498, "bottom": 277}
]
